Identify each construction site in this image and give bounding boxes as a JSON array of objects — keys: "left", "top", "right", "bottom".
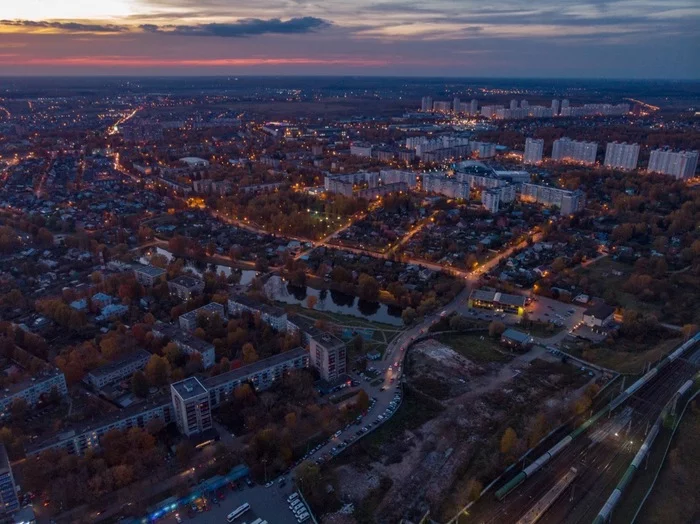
[{"left": 325, "top": 335, "right": 602, "bottom": 523}]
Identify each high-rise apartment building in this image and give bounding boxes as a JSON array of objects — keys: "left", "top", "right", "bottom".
[
  {"left": 421, "top": 96, "right": 433, "bottom": 112},
  {"left": 433, "top": 101, "right": 452, "bottom": 112},
  {"left": 480, "top": 105, "right": 504, "bottom": 118},
  {"left": 482, "top": 189, "right": 501, "bottom": 213},
  {"left": 551, "top": 137, "right": 598, "bottom": 165},
  {"left": 453, "top": 97, "right": 461, "bottom": 113},
  {"left": 523, "top": 138, "right": 544, "bottom": 164},
  {"left": 520, "top": 183, "right": 586, "bottom": 215},
  {"left": 520, "top": 99, "right": 529, "bottom": 109},
  {"left": 604, "top": 142, "right": 640, "bottom": 170},
  {"left": 551, "top": 99, "right": 560, "bottom": 116},
  {"left": 647, "top": 148, "right": 699, "bottom": 179},
  {"left": 309, "top": 332, "right": 346, "bottom": 381},
  {"left": 0, "top": 446, "right": 18, "bottom": 516},
  {"left": 561, "top": 99, "right": 570, "bottom": 111},
  {"left": 510, "top": 99, "right": 518, "bottom": 110},
  {"left": 170, "top": 377, "right": 212, "bottom": 437},
  {"left": 470, "top": 99, "right": 478, "bottom": 115}
]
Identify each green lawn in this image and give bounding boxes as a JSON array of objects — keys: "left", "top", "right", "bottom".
[{"left": 437, "top": 333, "right": 514, "bottom": 364}]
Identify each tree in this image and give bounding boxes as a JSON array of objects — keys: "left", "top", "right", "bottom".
[
  {"left": 402, "top": 307, "right": 417, "bottom": 325},
  {"left": 163, "top": 342, "right": 182, "bottom": 365},
  {"left": 528, "top": 413, "right": 548, "bottom": 448},
  {"left": 351, "top": 335, "right": 364, "bottom": 353},
  {"left": 682, "top": 324, "right": 699, "bottom": 340},
  {"left": 449, "top": 314, "right": 472, "bottom": 331},
  {"left": 289, "top": 269, "right": 307, "bottom": 288},
  {"left": 294, "top": 460, "right": 321, "bottom": 496},
  {"left": 176, "top": 440, "right": 195, "bottom": 466},
  {"left": 489, "top": 320, "right": 506, "bottom": 338},
  {"left": 234, "top": 384, "right": 254, "bottom": 403},
  {"left": 357, "top": 274, "right": 380, "bottom": 301},
  {"left": 500, "top": 427, "right": 517, "bottom": 455},
  {"left": 285, "top": 412, "right": 297, "bottom": 429},
  {"left": 242, "top": 343, "right": 258, "bottom": 364},
  {"left": 10, "top": 398, "right": 28, "bottom": 419},
  {"left": 355, "top": 390, "right": 370, "bottom": 413},
  {"left": 573, "top": 394, "right": 592, "bottom": 416},
  {"left": 306, "top": 295, "right": 318, "bottom": 310},
  {"left": 144, "top": 355, "right": 170, "bottom": 386},
  {"left": 465, "top": 478, "right": 483, "bottom": 502},
  {"left": 145, "top": 417, "right": 165, "bottom": 435},
  {"left": 131, "top": 370, "right": 149, "bottom": 398}
]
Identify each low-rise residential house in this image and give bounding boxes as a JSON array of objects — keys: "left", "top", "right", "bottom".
[
  {"left": 178, "top": 302, "right": 226, "bottom": 331},
  {"left": 132, "top": 264, "right": 166, "bottom": 286},
  {"left": 152, "top": 322, "right": 216, "bottom": 369},
  {"left": 168, "top": 275, "right": 205, "bottom": 301}
]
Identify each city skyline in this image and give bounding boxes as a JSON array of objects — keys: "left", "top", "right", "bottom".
[{"left": 1, "top": 0, "right": 699, "bottom": 77}]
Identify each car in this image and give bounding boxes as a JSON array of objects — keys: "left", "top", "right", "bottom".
[
  {"left": 265, "top": 481, "right": 274, "bottom": 488},
  {"left": 245, "top": 477, "right": 254, "bottom": 487},
  {"left": 298, "top": 514, "right": 310, "bottom": 523},
  {"left": 175, "top": 514, "right": 183, "bottom": 523}
]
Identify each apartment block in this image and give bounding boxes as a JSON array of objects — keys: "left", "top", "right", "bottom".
[
  {"left": 551, "top": 137, "right": 598, "bottom": 165},
  {"left": 171, "top": 377, "right": 212, "bottom": 437},
  {"left": 520, "top": 183, "right": 586, "bottom": 215},
  {"left": 168, "top": 275, "right": 205, "bottom": 301},
  {"left": 309, "top": 332, "right": 347, "bottom": 381},
  {"left": 86, "top": 349, "right": 151, "bottom": 389},
  {"left": 604, "top": 142, "right": 640, "bottom": 170},
  {"left": 647, "top": 148, "right": 699, "bottom": 179},
  {"left": 132, "top": 264, "right": 166, "bottom": 286},
  {"left": 523, "top": 138, "right": 544, "bottom": 164},
  {"left": 0, "top": 445, "right": 19, "bottom": 515},
  {"left": 178, "top": 302, "right": 226, "bottom": 332},
  {"left": 0, "top": 369, "right": 68, "bottom": 415},
  {"left": 152, "top": 322, "right": 216, "bottom": 369}
]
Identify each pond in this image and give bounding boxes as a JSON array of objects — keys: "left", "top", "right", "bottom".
[
  {"left": 139, "top": 247, "right": 258, "bottom": 286},
  {"left": 264, "top": 275, "right": 404, "bottom": 326}
]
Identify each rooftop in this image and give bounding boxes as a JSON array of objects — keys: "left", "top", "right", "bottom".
[
  {"left": 170, "top": 275, "right": 204, "bottom": 289},
  {"left": 171, "top": 377, "right": 208, "bottom": 400},
  {"left": 26, "top": 395, "right": 170, "bottom": 455},
  {"left": 204, "top": 347, "right": 308, "bottom": 389},
  {"left": 0, "top": 368, "right": 64, "bottom": 402},
  {"left": 179, "top": 302, "right": 225, "bottom": 323},
  {"left": 584, "top": 302, "right": 616, "bottom": 320},
  {"left": 132, "top": 264, "right": 166, "bottom": 277},
  {"left": 470, "top": 289, "right": 527, "bottom": 307},
  {"left": 153, "top": 322, "right": 214, "bottom": 353},
  {"left": 502, "top": 328, "right": 532, "bottom": 344},
  {"left": 87, "top": 349, "right": 151, "bottom": 380}
]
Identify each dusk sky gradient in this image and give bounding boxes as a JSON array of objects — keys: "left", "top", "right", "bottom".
[{"left": 0, "top": 0, "right": 698, "bottom": 77}]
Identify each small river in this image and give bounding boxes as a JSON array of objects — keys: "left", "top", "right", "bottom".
[
  {"left": 139, "top": 247, "right": 259, "bottom": 286},
  {"left": 264, "top": 275, "right": 403, "bottom": 326}
]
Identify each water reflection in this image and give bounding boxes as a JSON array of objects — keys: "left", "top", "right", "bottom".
[
  {"left": 139, "top": 247, "right": 258, "bottom": 286},
  {"left": 265, "top": 276, "right": 403, "bottom": 326}
]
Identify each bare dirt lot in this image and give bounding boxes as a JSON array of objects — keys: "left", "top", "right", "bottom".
[{"left": 323, "top": 337, "right": 600, "bottom": 523}]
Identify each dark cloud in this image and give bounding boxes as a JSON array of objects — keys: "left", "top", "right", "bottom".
[
  {"left": 0, "top": 20, "right": 125, "bottom": 33},
  {"left": 1, "top": 17, "right": 330, "bottom": 38},
  {"left": 140, "top": 17, "right": 330, "bottom": 37}
]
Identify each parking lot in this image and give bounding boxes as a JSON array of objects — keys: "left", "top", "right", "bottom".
[{"left": 162, "top": 480, "right": 304, "bottom": 524}]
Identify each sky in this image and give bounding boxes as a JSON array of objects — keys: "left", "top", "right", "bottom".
[{"left": 0, "top": 0, "right": 698, "bottom": 77}]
